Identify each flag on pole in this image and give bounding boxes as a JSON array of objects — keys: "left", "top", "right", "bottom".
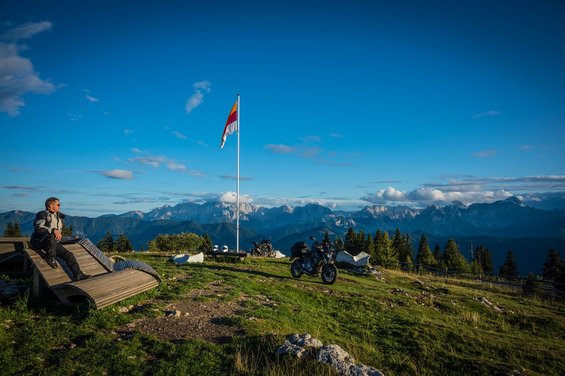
[{"left": 219, "top": 101, "right": 238, "bottom": 148}]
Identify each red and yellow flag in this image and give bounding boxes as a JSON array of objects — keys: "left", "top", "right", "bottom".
[{"left": 220, "top": 101, "right": 238, "bottom": 148}]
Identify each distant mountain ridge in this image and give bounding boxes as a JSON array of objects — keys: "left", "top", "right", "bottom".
[{"left": 2, "top": 197, "right": 564, "bottom": 275}]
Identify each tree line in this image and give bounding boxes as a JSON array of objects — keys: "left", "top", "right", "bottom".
[{"left": 332, "top": 227, "right": 565, "bottom": 282}]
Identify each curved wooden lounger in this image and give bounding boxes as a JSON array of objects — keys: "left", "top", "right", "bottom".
[{"left": 22, "top": 238, "right": 160, "bottom": 309}]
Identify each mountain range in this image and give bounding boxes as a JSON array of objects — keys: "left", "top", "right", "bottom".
[{"left": 2, "top": 196, "right": 564, "bottom": 276}]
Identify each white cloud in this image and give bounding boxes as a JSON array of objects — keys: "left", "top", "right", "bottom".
[
  {"left": 382, "top": 187, "right": 406, "bottom": 201},
  {"left": 172, "top": 130, "right": 187, "bottom": 140},
  {"left": 472, "top": 110, "right": 502, "bottom": 119},
  {"left": 86, "top": 94, "right": 99, "bottom": 103},
  {"left": 0, "top": 21, "right": 52, "bottom": 41},
  {"left": 124, "top": 129, "right": 134, "bottom": 136},
  {"left": 128, "top": 153, "right": 187, "bottom": 172},
  {"left": 265, "top": 144, "right": 296, "bottom": 154},
  {"left": 520, "top": 144, "right": 532, "bottom": 151},
  {"left": 473, "top": 149, "right": 497, "bottom": 158},
  {"left": 193, "top": 80, "right": 211, "bottom": 92},
  {"left": 185, "top": 80, "right": 211, "bottom": 113},
  {"left": 129, "top": 156, "right": 162, "bottom": 167},
  {"left": 103, "top": 169, "right": 134, "bottom": 180},
  {"left": 220, "top": 191, "right": 253, "bottom": 204},
  {"left": 0, "top": 24, "right": 57, "bottom": 116},
  {"left": 166, "top": 162, "right": 186, "bottom": 171},
  {"left": 185, "top": 91, "right": 204, "bottom": 113}
]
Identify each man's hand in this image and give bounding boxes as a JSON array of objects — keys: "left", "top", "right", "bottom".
[{"left": 53, "top": 229, "right": 62, "bottom": 241}]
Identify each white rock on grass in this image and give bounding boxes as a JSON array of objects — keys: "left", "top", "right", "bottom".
[{"left": 277, "top": 334, "right": 384, "bottom": 376}]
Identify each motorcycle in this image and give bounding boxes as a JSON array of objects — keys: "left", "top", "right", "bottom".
[
  {"left": 251, "top": 239, "right": 275, "bottom": 257},
  {"left": 289, "top": 236, "right": 337, "bottom": 284}
]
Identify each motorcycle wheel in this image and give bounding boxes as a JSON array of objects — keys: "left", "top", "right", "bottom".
[
  {"left": 290, "top": 259, "right": 303, "bottom": 278},
  {"left": 321, "top": 264, "right": 337, "bottom": 284}
]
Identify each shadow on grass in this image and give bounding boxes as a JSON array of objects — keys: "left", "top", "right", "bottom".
[{"left": 184, "top": 263, "right": 294, "bottom": 281}]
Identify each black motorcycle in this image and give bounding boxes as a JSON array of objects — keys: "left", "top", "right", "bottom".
[
  {"left": 251, "top": 239, "right": 275, "bottom": 257},
  {"left": 289, "top": 236, "right": 337, "bottom": 284}
]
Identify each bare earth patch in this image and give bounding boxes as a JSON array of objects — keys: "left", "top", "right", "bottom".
[{"left": 126, "top": 279, "right": 246, "bottom": 344}]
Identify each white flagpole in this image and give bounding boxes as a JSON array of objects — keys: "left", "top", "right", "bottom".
[{"left": 236, "top": 93, "right": 240, "bottom": 253}]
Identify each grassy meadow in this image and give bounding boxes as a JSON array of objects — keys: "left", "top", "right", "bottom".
[{"left": 1, "top": 254, "right": 564, "bottom": 375}]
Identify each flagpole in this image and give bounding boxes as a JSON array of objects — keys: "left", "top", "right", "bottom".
[{"left": 236, "top": 93, "right": 240, "bottom": 253}]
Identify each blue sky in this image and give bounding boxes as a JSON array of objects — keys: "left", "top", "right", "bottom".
[{"left": 1, "top": 0, "right": 564, "bottom": 217}]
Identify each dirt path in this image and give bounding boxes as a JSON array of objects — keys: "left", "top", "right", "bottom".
[{"left": 126, "top": 280, "right": 246, "bottom": 344}]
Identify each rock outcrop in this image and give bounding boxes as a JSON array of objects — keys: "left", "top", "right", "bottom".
[{"left": 277, "top": 333, "right": 384, "bottom": 376}]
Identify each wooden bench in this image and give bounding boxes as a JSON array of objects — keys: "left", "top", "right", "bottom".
[{"left": 14, "top": 237, "right": 160, "bottom": 309}]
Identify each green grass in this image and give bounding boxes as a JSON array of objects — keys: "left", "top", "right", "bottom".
[{"left": 1, "top": 254, "right": 564, "bottom": 375}]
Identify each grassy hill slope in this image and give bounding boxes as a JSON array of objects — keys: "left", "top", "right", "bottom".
[{"left": 1, "top": 255, "right": 564, "bottom": 375}]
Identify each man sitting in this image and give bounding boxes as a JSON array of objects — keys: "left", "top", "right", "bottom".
[{"left": 30, "top": 197, "right": 90, "bottom": 281}]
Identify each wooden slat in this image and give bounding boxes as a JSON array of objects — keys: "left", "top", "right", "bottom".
[
  {"left": 0, "top": 237, "right": 30, "bottom": 243},
  {"left": 52, "top": 270, "right": 158, "bottom": 309},
  {"left": 24, "top": 247, "right": 73, "bottom": 285}
]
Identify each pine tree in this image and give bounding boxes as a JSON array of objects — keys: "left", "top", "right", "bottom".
[
  {"left": 443, "top": 239, "right": 470, "bottom": 273},
  {"left": 334, "top": 236, "right": 345, "bottom": 252},
  {"left": 474, "top": 245, "right": 493, "bottom": 274},
  {"left": 375, "top": 231, "right": 397, "bottom": 268},
  {"left": 366, "top": 234, "right": 375, "bottom": 259},
  {"left": 398, "top": 234, "right": 414, "bottom": 270},
  {"left": 4, "top": 222, "right": 21, "bottom": 237},
  {"left": 97, "top": 231, "right": 114, "bottom": 253},
  {"left": 199, "top": 233, "right": 213, "bottom": 253},
  {"left": 391, "top": 228, "right": 402, "bottom": 258},
  {"left": 481, "top": 246, "right": 494, "bottom": 275},
  {"left": 354, "top": 230, "right": 365, "bottom": 256},
  {"left": 344, "top": 228, "right": 357, "bottom": 255},
  {"left": 470, "top": 259, "right": 483, "bottom": 274},
  {"left": 523, "top": 273, "right": 542, "bottom": 296},
  {"left": 416, "top": 234, "right": 437, "bottom": 268},
  {"left": 433, "top": 244, "right": 442, "bottom": 264},
  {"left": 115, "top": 233, "right": 133, "bottom": 253},
  {"left": 542, "top": 249, "right": 561, "bottom": 281},
  {"left": 499, "top": 250, "right": 519, "bottom": 279}
]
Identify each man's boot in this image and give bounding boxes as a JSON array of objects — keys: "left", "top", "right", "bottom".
[
  {"left": 45, "top": 257, "right": 58, "bottom": 268},
  {"left": 73, "top": 273, "right": 91, "bottom": 281}
]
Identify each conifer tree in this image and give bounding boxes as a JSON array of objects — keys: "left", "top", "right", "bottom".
[
  {"left": 334, "top": 236, "right": 345, "bottom": 252},
  {"left": 416, "top": 234, "right": 437, "bottom": 268},
  {"left": 354, "top": 230, "right": 366, "bottom": 256},
  {"left": 470, "top": 259, "right": 483, "bottom": 274},
  {"left": 433, "top": 244, "right": 442, "bottom": 265},
  {"left": 115, "top": 233, "right": 133, "bottom": 253},
  {"left": 392, "top": 228, "right": 402, "bottom": 257},
  {"left": 4, "top": 222, "right": 21, "bottom": 237},
  {"left": 523, "top": 273, "right": 542, "bottom": 296},
  {"left": 97, "top": 231, "right": 115, "bottom": 253},
  {"left": 366, "top": 233, "right": 375, "bottom": 259},
  {"left": 474, "top": 245, "right": 494, "bottom": 275},
  {"left": 542, "top": 249, "right": 561, "bottom": 281},
  {"left": 443, "top": 239, "right": 470, "bottom": 273},
  {"left": 398, "top": 234, "right": 414, "bottom": 270},
  {"left": 344, "top": 228, "right": 357, "bottom": 255},
  {"left": 375, "top": 231, "right": 397, "bottom": 268},
  {"left": 499, "top": 250, "right": 519, "bottom": 279},
  {"left": 199, "top": 233, "right": 214, "bottom": 253},
  {"left": 371, "top": 230, "right": 383, "bottom": 266}
]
